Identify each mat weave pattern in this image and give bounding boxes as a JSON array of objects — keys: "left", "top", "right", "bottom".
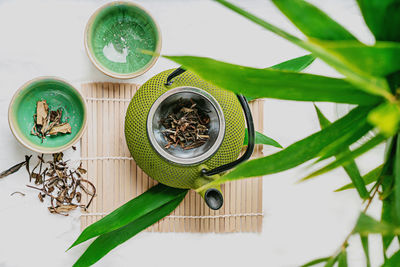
[{"left": 80, "top": 82, "right": 264, "bottom": 232}]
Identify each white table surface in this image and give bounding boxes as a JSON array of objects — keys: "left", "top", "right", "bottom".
[{"left": 0, "top": 0, "right": 388, "bottom": 266}]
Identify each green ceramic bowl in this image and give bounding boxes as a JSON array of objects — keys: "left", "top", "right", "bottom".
[
  {"left": 8, "top": 77, "right": 87, "bottom": 153},
  {"left": 85, "top": 1, "right": 162, "bottom": 79}
]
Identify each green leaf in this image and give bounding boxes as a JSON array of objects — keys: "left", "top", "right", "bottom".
[
  {"left": 394, "top": 135, "right": 400, "bottom": 220},
  {"left": 300, "top": 257, "right": 329, "bottom": 267},
  {"left": 380, "top": 139, "right": 399, "bottom": 254},
  {"left": 303, "top": 134, "right": 387, "bottom": 180},
  {"left": 165, "top": 55, "right": 382, "bottom": 105},
  {"left": 335, "top": 165, "right": 383, "bottom": 192},
  {"left": 269, "top": 54, "right": 316, "bottom": 72},
  {"left": 247, "top": 54, "right": 316, "bottom": 101},
  {"left": 315, "top": 41, "right": 400, "bottom": 77},
  {"left": 214, "top": 0, "right": 394, "bottom": 101},
  {"left": 269, "top": 0, "right": 400, "bottom": 76},
  {"left": 196, "top": 106, "right": 371, "bottom": 190},
  {"left": 357, "top": 0, "right": 400, "bottom": 42},
  {"left": 342, "top": 162, "right": 369, "bottom": 199},
  {"left": 382, "top": 250, "right": 400, "bottom": 267},
  {"left": 354, "top": 213, "right": 400, "bottom": 236},
  {"left": 368, "top": 102, "right": 400, "bottom": 136},
  {"left": 338, "top": 250, "right": 348, "bottom": 267},
  {"left": 314, "top": 105, "right": 371, "bottom": 161},
  {"left": 272, "top": 0, "right": 357, "bottom": 41},
  {"left": 73, "top": 191, "right": 187, "bottom": 267},
  {"left": 361, "top": 235, "right": 371, "bottom": 267},
  {"left": 314, "top": 105, "right": 368, "bottom": 199},
  {"left": 382, "top": 189, "right": 397, "bottom": 256},
  {"left": 324, "top": 255, "right": 339, "bottom": 267},
  {"left": 243, "top": 130, "right": 282, "bottom": 148},
  {"left": 69, "top": 184, "right": 187, "bottom": 250},
  {"left": 317, "top": 120, "right": 373, "bottom": 162},
  {"left": 314, "top": 104, "right": 331, "bottom": 129}
]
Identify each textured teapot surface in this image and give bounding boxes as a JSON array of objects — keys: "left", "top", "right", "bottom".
[{"left": 124, "top": 69, "right": 245, "bottom": 189}]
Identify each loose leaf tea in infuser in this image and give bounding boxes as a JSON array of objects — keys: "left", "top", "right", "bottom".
[
  {"left": 31, "top": 100, "right": 72, "bottom": 142},
  {"left": 159, "top": 98, "right": 210, "bottom": 150}
]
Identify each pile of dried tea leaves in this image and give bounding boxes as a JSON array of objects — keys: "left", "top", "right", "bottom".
[
  {"left": 0, "top": 152, "right": 96, "bottom": 216},
  {"left": 160, "top": 98, "right": 210, "bottom": 150},
  {"left": 31, "top": 100, "right": 71, "bottom": 142}
]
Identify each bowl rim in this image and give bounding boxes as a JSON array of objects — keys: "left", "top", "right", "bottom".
[
  {"left": 84, "top": 1, "right": 162, "bottom": 79},
  {"left": 8, "top": 76, "right": 88, "bottom": 154}
]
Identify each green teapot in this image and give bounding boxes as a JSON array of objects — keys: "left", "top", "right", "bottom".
[{"left": 125, "top": 67, "right": 255, "bottom": 210}]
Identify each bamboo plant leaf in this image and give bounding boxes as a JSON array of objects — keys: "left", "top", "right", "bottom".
[
  {"left": 69, "top": 184, "right": 188, "bottom": 250},
  {"left": 314, "top": 105, "right": 368, "bottom": 199},
  {"left": 368, "top": 102, "right": 400, "bottom": 136},
  {"left": 165, "top": 55, "right": 383, "bottom": 105},
  {"left": 73, "top": 192, "right": 187, "bottom": 267},
  {"left": 357, "top": 0, "right": 400, "bottom": 42},
  {"left": 271, "top": 0, "right": 400, "bottom": 76},
  {"left": 247, "top": 54, "right": 316, "bottom": 101},
  {"left": 195, "top": 106, "right": 371, "bottom": 190},
  {"left": 341, "top": 162, "right": 369, "bottom": 199},
  {"left": 335, "top": 164, "right": 383, "bottom": 192},
  {"left": 300, "top": 257, "right": 329, "bottom": 267},
  {"left": 314, "top": 104, "right": 372, "bottom": 161},
  {"left": 314, "top": 41, "right": 400, "bottom": 77},
  {"left": 360, "top": 236, "right": 371, "bottom": 267},
  {"left": 302, "top": 134, "right": 387, "bottom": 181},
  {"left": 382, "top": 189, "right": 397, "bottom": 257},
  {"left": 324, "top": 255, "right": 339, "bottom": 267},
  {"left": 272, "top": 0, "right": 357, "bottom": 41},
  {"left": 354, "top": 213, "right": 400, "bottom": 236},
  {"left": 394, "top": 135, "right": 400, "bottom": 220},
  {"left": 317, "top": 121, "right": 373, "bottom": 162},
  {"left": 338, "top": 250, "right": 348, "bottom": 267},
  {"left": 214, "top": 0, "right": 394, "bottom": 101},
  {"left": 268, "top": 54, "right": 316, "bottom": 72},
  {"left": 243, "top": 130, "right": 282, "bottom": 148},
  {"left": 382, "top": 250, "right": 400, "bottom": 267},
  {"left": 380, "top": 139, "right": 398, "bottom": 254}
]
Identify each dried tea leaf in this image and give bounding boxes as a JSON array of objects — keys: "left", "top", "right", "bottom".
[
  {"left": 49, "top": 123, "right": 71, "bottom": 135},
  {"left": 32, "top": 100, "right": 71, "bottom": 141},
  {"left": 36, "top": 100, "right": 48, "bottom": 126},
  {"left": 76, "top": 192, "right": 81, "bottom": 203},
  {"left": 55, "top": 204, "right": 77, "bottom": 213},
  {"left": 77, "top": 164, "right": 87, "bottom": 174},
  {"left": 0, "top": 158, "right": 30, "bottom": 179},
  {"left": 38, "top": 193, "right": 44, "bottom": 202},
  {"left": 10, "top": 191, "right": 25, "bottom": 197},
  {"left": 53, "top": 153, "right": 63, "bottom": 163}
]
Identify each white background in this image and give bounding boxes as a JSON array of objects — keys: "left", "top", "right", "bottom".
[{"left": 0, "top": 0, "right": 391, "bottom": 266}]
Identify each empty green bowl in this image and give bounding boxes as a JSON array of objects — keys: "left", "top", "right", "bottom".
[
  {"left": 85, "top": 1, "right": 162, "bottom": 79},
  {"left": 8, "top": 77, "right": 87, "bottom": 153}
]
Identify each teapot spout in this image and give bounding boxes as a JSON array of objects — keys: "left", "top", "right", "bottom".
[
  {"left": 194, "top": 171, "right": 223, "bottom": 210},
  {"left": 200, "top": 187, "right": 223, "bottom": 210}
]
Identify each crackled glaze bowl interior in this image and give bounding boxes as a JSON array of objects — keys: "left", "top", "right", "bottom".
[
  {"left": 85, "top": 1, "right": 162, "bottom": 79},
  {"left": 8, "top": 77, "right": 87, "bottom": 153}
]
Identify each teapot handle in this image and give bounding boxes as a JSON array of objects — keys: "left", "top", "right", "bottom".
[{"left": 165, "top": 67, "right": 255, "bottom": 176}]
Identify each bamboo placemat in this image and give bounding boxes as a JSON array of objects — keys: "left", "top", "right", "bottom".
[{"left": 79, "top": 82, "right": 264, "bottom": 233}]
